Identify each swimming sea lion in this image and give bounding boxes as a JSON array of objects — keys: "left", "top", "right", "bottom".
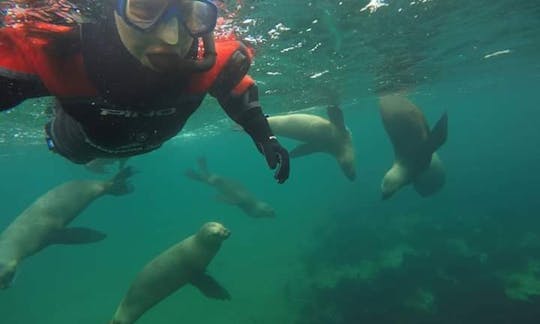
[
  {"left": 267, "top": 105, "right": 357, "bottom": 181},
  {"left": 379, "top": 93, "right": 448, "bottom": 199},
  {"left": 413, "top": 152, "right": 446, "bottom": 197},
  {"left": 185, "top": 158, "right": 275, "bottom": 218},
  {"left": 0, "top": 167, "right": 135, "bottom": 289},
  {"left": 109, "top": 222, "right": 231, "bottom": 324}
]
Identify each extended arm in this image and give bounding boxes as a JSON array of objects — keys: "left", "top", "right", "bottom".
[
  {"left": 216, "top": 82, "right": 290, "bottom": 184},
  {"left": 0, "top": 73, "right": 49, "bottom": 111},
  {"left": 208, "top": 43, "right": 289, "bottom": 183}
]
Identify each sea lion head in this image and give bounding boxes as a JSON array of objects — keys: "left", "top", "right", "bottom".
[
  {"left": 0, "top": 260, "right": 17, "bottom": 289},
  {"left": 381, "top": 163, "right": 409, "bottom": 200},
  {"left": 253, "top": 202, "right": 276, "bottom": 218},
  {"left": 198, "top": 222, "right": 231, "bottom": 245}
]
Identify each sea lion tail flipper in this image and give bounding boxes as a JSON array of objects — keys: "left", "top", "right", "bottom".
[
  {"left": 48, "top": 227, "right": 107, "bottom": 245},
  {"left": 190, "top": 272, "right": 231, "bottom": 300},
  {"left": 107, "top": 166, "right": 137, "bottom": 196},
  {"left": 184, "top": 168, "right": 206, "bottom": 182},
  {"left": 117, "top": 158, "right": 129, "bottom": 170},
  {"left": 290, "top": 143, "right": 321, "bottom": 158},
  {"left": 327, "top": 105, "right": 346, "bottom": 131},
  {"left": 185, "top": 157, "right": 212, "bottom": 182},
  {"left": 197, "top": 157, "right": 211, "bottom": 176},
  {"left": 426, "top": 112, "right": 448, "bottom": 153}
]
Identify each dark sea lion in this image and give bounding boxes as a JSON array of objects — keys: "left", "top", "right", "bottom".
[
  {"left": 267, "top": 105, "right": 357, "bottom": 181},
  {"left": 109, "top": 222, "right": 231, "bottom": 324},
  {"left": 379, "top": 93, "right": 448, "bottom": 199},
  {"left": 185, "top": 158, "right": 275, "bottom": 218},
  {"left": 0, "top": 167, "right": 135, "bottom": 289}
]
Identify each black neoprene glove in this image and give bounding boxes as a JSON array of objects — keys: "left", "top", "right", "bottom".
[
  {"left": 256, "top": 135, "right": 290, "bottom": 184},
  {"left": 240, "top": 108, "right": 290, "bottom": 184}
]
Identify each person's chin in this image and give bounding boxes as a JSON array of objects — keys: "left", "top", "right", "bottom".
[{"left": 145, "top": 52, "right": 182, "bottom": 72}]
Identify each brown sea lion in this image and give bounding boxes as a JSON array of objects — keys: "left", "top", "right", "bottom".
[
  {"left": 0, "top": 167, "right": 135, "bottom": 289},
  {"left": 109, "top": 222, "right": 231, "bottom": 324},
  {"left": 267, "top": 105, "right": 357, "bottom": 181},
  {"left": 185, "top": 158, "right": 275, "bottom": 218},
  {"left": 379, "top": 93, "right": 448, "bottom": 199}
]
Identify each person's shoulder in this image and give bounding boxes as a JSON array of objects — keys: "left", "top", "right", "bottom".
[{"left": 214, "top": 39, "right": 253, "bottom": 60}]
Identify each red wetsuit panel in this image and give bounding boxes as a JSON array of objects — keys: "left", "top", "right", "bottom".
[
  {"left": 0, "top": 23, "right": 97, "bottom": 97},
  {"left": 187, "top": 40, "right": 255, "bottom": 95}
]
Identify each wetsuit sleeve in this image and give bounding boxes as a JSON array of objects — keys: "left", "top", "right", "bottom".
[
  {"left": 202, "top": 40, "right": 273, "bottom": 142},
  {"left": 0, "top": 73, "right": 49, "bottom": 111},
  {"left": 0, "top": 31, "right": 49, "bottom": 111},
  {"left": 215, "top": 82, "right": 274, "bottom": 144}
]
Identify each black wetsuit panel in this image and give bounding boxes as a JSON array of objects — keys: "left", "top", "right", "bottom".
[{"left": 59, "top": 94, "right": 204, "bottom": 152}]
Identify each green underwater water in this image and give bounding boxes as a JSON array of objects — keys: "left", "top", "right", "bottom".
[{"left": 1, "top": 0, "right": 540, "bottom": 323}]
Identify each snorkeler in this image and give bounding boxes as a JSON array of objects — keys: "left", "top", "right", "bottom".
[{"left": 0, "top": 0, "right": 289, "bottom": 184}]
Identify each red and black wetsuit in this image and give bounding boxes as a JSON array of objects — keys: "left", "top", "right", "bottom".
[{"left": 0, "top": 19, "right": 273, "bottom": 163}]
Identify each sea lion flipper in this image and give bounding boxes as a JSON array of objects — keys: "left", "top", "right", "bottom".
[
  {"left": 48, "top": 227, "right": 107, "bottom": 245},
  {"left": 107, "top": 166, "right": 137, "bottom": 196},
  {"left": 185, "top": 168, "right": 205, "bottom": 182},
  {"left": 190, "top": 272, "right": 231, "bottom": 300},
  {"left": 197, "top": 157, "right": 211, "bottom": 176},
  {"left": 290, "top": 143, "right": 321, "bottom": 158},
  {"left": 327, "top": 105, "right": 346, "bottom": 131},
  {"left": 426, "top": 112, "right": 448, "bottom": 153}
]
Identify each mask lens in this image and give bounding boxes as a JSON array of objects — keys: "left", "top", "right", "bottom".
[
  {"left": 182, "top": 0, "right": 217, "bottom": 36},
  {"left": 125, "top": 0, "right": 169, "bottom": 30}
]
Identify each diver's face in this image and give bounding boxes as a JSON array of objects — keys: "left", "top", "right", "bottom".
[
  {"left": 0, "top": 262, "right": 17, "bottom": 289},
  {"left": 114, "top": 9, "right": 194, "bottom": 71}
]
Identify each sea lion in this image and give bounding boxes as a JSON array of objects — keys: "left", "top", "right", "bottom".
[
  {"left": 185, "top": 158, "right": 275, "bottom": 218},
  {"left": 379, "top": 93, "right": 448, "bottom": 199},
  {"left": 0, "top": 167, "right": 135, "bottom": 289},
  {"left": 109, "top": 222, "right": 231, "bottom": 324},
  {"left": 413, "top": 152, "right": 446, "bottom": 197},
  {"left": 267, "top": 105, "right": 357, "bottom": 181}
]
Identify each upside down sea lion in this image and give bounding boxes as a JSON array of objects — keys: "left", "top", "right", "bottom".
[
  {"left": 379, "top": 93, "right": 448, "bottom": 199},
  {"left": 109, "top": 222, "right": 231, "bottom": 324},
  {"left": 267, "top": 105, "right": 357, "bottom": 181},
  {"left": 0, "top": 167, "right": 135, "bottom": 289},
  {"left": 185, "top": 157, "right": 275, "bottom": 218}
]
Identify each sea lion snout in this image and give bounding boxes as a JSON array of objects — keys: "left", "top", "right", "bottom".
[
  {"left": 203, "top": 222, "right": 231, "bottom": 241},
  {"left": 0, "top": 262, "right": 17, "bottom": 289},
  {"left": 254, "top": 202, "right": 276, "bottom": 218}
]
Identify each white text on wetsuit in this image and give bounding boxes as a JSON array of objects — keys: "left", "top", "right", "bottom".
[{"left": 99, "top": 108, "right": 177, "bottom": 118}]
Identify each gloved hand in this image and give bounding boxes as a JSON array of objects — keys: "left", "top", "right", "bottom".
[{"left": 257, "top": 136, "right": 290, "bottom": 184}]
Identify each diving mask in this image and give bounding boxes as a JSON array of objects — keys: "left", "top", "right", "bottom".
[{"left": 116, "top": 0, "right": 217, "bottom": 37}]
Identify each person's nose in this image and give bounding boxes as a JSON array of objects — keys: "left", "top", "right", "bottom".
[{"left": 155, "top": 16, "right": 179, "bottom": 45}]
